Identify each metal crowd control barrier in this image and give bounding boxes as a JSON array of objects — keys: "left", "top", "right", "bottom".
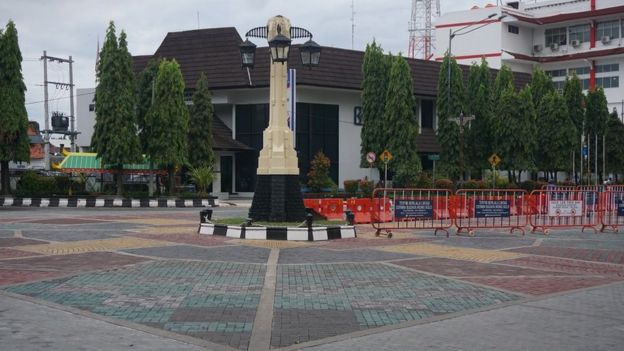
[
  {"left": 454, "top": 189, "right": 528, "bottom": 236},
  {"left": 608, "top": 185, "right": 624, "bottom": 192},
  {"left": 541, "top": 184, "right": 576, "bottom": 191},
  {"left": 600, "top": 190, "right": 624, "bottom": 232},
  {"left": 345, "top": 198, "right": 372, "bottom": 224},
  {"left": 371, "top": 188, "right": 453, "bottom": 238},
  {"left": 528, "top": 189, "right": 600, "bottom": 234}
]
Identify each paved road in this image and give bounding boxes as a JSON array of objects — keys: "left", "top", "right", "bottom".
[{"left": 1, "top": 206, "right": 623, "bottom": 350}]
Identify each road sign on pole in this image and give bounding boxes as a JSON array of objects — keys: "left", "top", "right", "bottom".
[
  {"left": 366, "top": 151, "right": 376, "bottom": 164},
  {"left": 380, "top": 150, "right": 393, "bottom": 163},
  {"left": 488, "top": 153, "right": 501, "bottom": 167}
]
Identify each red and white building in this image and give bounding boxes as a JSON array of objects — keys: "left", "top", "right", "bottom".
[{"left": 435, "top": 0, "right": 624, "bottom": 115}]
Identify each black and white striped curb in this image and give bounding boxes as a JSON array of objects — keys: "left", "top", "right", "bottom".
[
  {"left": 0, "top": 197, "right": 217, "bottom": 208},
  {"left": 199, "top": 223, "right": 356, "bottom": 241}
]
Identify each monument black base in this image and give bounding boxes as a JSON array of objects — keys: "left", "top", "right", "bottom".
[{"left": 249, "top": 174, "right": 306, "bottom": 222}]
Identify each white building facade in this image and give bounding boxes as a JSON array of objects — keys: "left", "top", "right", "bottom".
[{"left": 435, "top": 0, "right": 624, "bottom": 115}]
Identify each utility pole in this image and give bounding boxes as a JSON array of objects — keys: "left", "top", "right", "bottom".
[
  {"left": 69, "top": 56, "right": 76, "bottom": 152},
  {"left": 41, "top": 52, "right": 77, "bottom": 166},
  {"left": 42, "top": 51, "right": 50, "bottom": 171}
]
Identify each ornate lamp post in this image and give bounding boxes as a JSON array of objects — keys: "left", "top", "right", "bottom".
[{"left": 240, "top": 15, "right": 321, "bottom": 222}]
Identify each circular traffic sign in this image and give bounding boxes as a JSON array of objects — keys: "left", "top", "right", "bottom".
[{"left": 366, "top": 151, "right": 376, "bottom": 164}]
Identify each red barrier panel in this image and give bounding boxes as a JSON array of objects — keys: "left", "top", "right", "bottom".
[
  {"left": 303, "top": 199, "right": 323, "bottom": 216},
  {"left": 454, "top": 189, "right": 528, "bottom": 236},
  {"left": 371, "top": 188, "right": 453, "bottom": 238},
  {"left": 600, "top": 190, "right": 624, "bottom": 232},
  {"left": 346, "top": 198, "right": 372, "bottom": 224},
  {"left": 528, "top": 190, "right": 600, "bottom": 234},
  {"left": 320, "top": 198, "right": 344, "bottom": 220}
]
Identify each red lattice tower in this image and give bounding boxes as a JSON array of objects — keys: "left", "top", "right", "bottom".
[{"left": 408, "top": 0, "right": 441, "bottom": 60}]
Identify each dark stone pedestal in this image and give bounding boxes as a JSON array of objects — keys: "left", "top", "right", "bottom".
[{"left": 249, "top": 174, "right": 306, "bottom": 222}]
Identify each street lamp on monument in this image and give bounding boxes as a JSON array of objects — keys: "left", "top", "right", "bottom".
[
  {"left": 240, "top": 15, "right": 321, "bottom": 222},
  {"left": 446, "top": 13, "right": 506, "bottom": 182}
]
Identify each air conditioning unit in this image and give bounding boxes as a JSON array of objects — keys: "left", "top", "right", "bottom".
[
  {"left": 571, "top": 39, "right": 581, "bottom": 48},
  {"left": 602, "top": 36, "right": 611, "bottom": 44},
  {"left": 533, "top": 44, "right": 543, "bottom": 52},
  {"left": 550, "top": 43, "right": 559, "bottom": 51}
]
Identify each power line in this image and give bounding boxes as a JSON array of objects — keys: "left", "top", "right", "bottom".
[{"left": 25, "top": 90, "right": 94, "bottom": 105}]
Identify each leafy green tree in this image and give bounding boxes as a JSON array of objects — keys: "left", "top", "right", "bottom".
[
  {"left": 605, "top": 109, "right": 624, "bottom": 178},
  {"left": 0, "top": 21, "right": 29, "bottom": 195},
  {"left": 498, "top": 85, "right": 536, "bottom": 183},
  {"left": 585, "top": 87, "right": 609, "bottom": 181},
  {"left": 563, "top": 73, "right": 585, "bottom": 135},
  {"left": 91, "top": 22, "right": 142, "bottom": 195},
  {"left": 187, "top": 73, "right": 215, "bottom": 169},
  {"left": 136, "top": 58, "right": 161, "bottom": 151},
  {"left": 465, "top": 58, "right": 494, "bottom": 175},
  {"left": 307, "top": 151, "right": 335, "bottom": 192},
  {"left": 360, "top": 41, "right": 391, "bottom": 170},
  {"left": 535, "top": 91, "right": 576, "bottom": 180},
  {"left": 383, "top": 54, "right": 421, "bottom": 186},
  {"left": 530, "top": 67, "right": 555, "bottom": 112},
  {"left": 436, "top": 53, "right": 465, "bottom": 181},
  {"left": 493, "top": 65, "right": 514, "bottom": 107},
  {"left": 144, "top": 59, "right": 189, "bottom": 193}
]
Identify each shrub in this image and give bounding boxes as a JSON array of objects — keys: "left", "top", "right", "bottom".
[
  {"left": 520, "top": 180, "right": 540, "bottom": 192},
  {"left": 414, "top": 172, "right": 434, "bottom": 189},
  {"left": 558, "top": 180, "right": 576, "bottom": 187},
  {"left": 359, "top": 179, "right": 374, "bottom": 198},
  {"left": 462, "top": 179, "right": 481, "bottom": 189},
  {"left": 343, "top": 180, "right": 359, "bottom": 196},
  {"left": 435, "top": 178, "right": 453, "bottom": 190},
  {"left": 188, "top": 165, "right": 214, "bottom": 196},
  {"left": 307, "top": 151, "right": 336, "bottom": 192},
  {"left": 507, "top": 182, "right": 518, "bottom": 189},
  {"left": 16, "top": 172, "right": 57, "bottom": 197}
]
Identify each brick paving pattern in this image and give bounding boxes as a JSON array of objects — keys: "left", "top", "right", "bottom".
[
  {"left": 317, "top": 237, "right": 435, "bottom": 250},
  {"left": 21, "top": 230, "right": 124, "bottom": 242},
  {"left": 0, "top": 229, "right": 16, "bottom": 237},
  {"left": 377, "top": 243, "right": 525, "bottom": 263},
  {"left": 0, "top": 252, "right": 149, "bottom": 272},
  {"left": 499, "top": 255, "right": 624, "bottom": 277},
  {"left": 278, "top": 247, "right": 420, "bottom": 264},
  {"left": 271, "top": 263, "right": 520, "bottom": 347},
  {"left": 122, "top": 245, "right": 270, "bottom": 264},
  {"left": 15, "top": 237, "right": 173, "bottom": 255},
  {"left": 130, "top": 233, "right": 233, "bottom": 247},
  {"left": 0, "top": 269, "right": 65, "bottom": 286},
  {"left": 393, "top": 257, "right": 570, "bottom": 277},
  {"left": 433, "top": 237, "right": 535, "bottom": 250},
  {"left": 4, "top": 261, "right": 265, "bottom": 350},
  {"left": 508, "top": 246, "right": 624, "bottom": 265},
  {"left": 540, "top": 239, "right": 624, "bottom": 250},
  {"left": 462, "top": 276, "right": 619, "bottom": 295},
  {"left": 0, "top": 248, "right": 42, "bottom": 260},
  {"left": 0, "top": 237, "right": 48, "bottom": 247},
  {"left": 25, "top": 218, "right": 106, "bottom": 225}
]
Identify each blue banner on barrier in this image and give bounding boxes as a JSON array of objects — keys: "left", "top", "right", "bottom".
[
  {"left": 618, "top": 200, "right": 624, "bottom": 217},
  {"left": 395, "top": 200, "right": 433, "bottom": 219},
  {"left": 475, "top": 200, "right": 510, "bottom": 218}
]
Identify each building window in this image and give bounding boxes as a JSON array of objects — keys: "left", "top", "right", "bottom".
[
  {"left": 597, "top": 20, "right": 620, "bottom": 40},
  {"left": 235, "top": 104, "right": 270, "bottom": 192},
  {"left": 553, "top": 80, "right": 565, "bottom": 92},
  {"left": 88, "top": 104, "right": 95, "bottom": 112},
  {"left": 353, "top": 106, "right": 363, "bottom": 125},
  {"left": 580, "top": 78, "right": 590, "bottom": 90},
  {"left": 545, "top": 27, "right": 567, "bottom": 46},
  {"left": 545, "top": 69, "right": 567, "bottom": 77},
  {"left": 421, "top": 100, "right": 434, "bottom": 129},
  {"left": 296, "top": 103, "right": 339, "bottom": 185},
  {"left": 569, "top": 67, "right": 590, "bottom": 76},
  {"left": 595, "top": 63, "right": 619, "bottom": 73},
  {"left": 508, "top": 25, "right": 519, "bottom": 34},
  {"left": 568, "top": 24, "right": 590, "bottom": 43},
  {"left": 596, "top": 76, "right": 619, "bottom": 89}
]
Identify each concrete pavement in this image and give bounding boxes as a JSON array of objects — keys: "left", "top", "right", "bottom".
[{"left": 1, "top": 207, "right": 623, "bottom": 350}]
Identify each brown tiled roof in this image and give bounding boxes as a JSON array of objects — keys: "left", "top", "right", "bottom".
[
  {"left": 212, "top": 116, "right": 252, "bottom": 151},
  {"left": 133, "top": 27, "right": 531, "bottom": 95},
  {"left": 133, "top": 55, "right": 152, "bottom": 74}
]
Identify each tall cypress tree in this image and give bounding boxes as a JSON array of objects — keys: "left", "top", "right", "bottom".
[
  {"left": 465, "top": 58, "right": 493, "bottom": 175},
  {"left": 360, "top": 41, "right": 390, "bottom": 171},
  {"left": 536, "top": 91, "right": 576, "bottom": 180},
  {"left": 436, "top": 53, "right": 465, "bottom": 181},
  {"left": 585, "top": 87, "right": 609, "bottom": 181},
  {"left": 0, "top": 21, "right": 30, "bottom": 194},
  {"left": 187, "top": 73, "right": 215, "bottom": 169},
  {"left": 384, "top": 55, "right": 421, "bottom": 186},
  {"left": 91, "top": 23, "right": 141, "bottom": 195},
  {"left": 136, "top": 58, "right": 162, "bottom": 152},
  {"left": 605, "top": 109, "right": 624, "bottom": 178},
  {"left": 145, "top": 59, "right": 189, "bottom": 193},
  {"left": 563, "top": 73, "right": 585, "bottom": 136}
]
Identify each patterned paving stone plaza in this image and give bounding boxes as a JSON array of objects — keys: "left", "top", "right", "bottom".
[{"left": 1, "top": 207, "right": 624, "bottom": 350}]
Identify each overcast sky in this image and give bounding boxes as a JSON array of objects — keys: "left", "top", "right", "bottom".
[{"left": 1, "top": 0, "right": 484, "bottom": 128}]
